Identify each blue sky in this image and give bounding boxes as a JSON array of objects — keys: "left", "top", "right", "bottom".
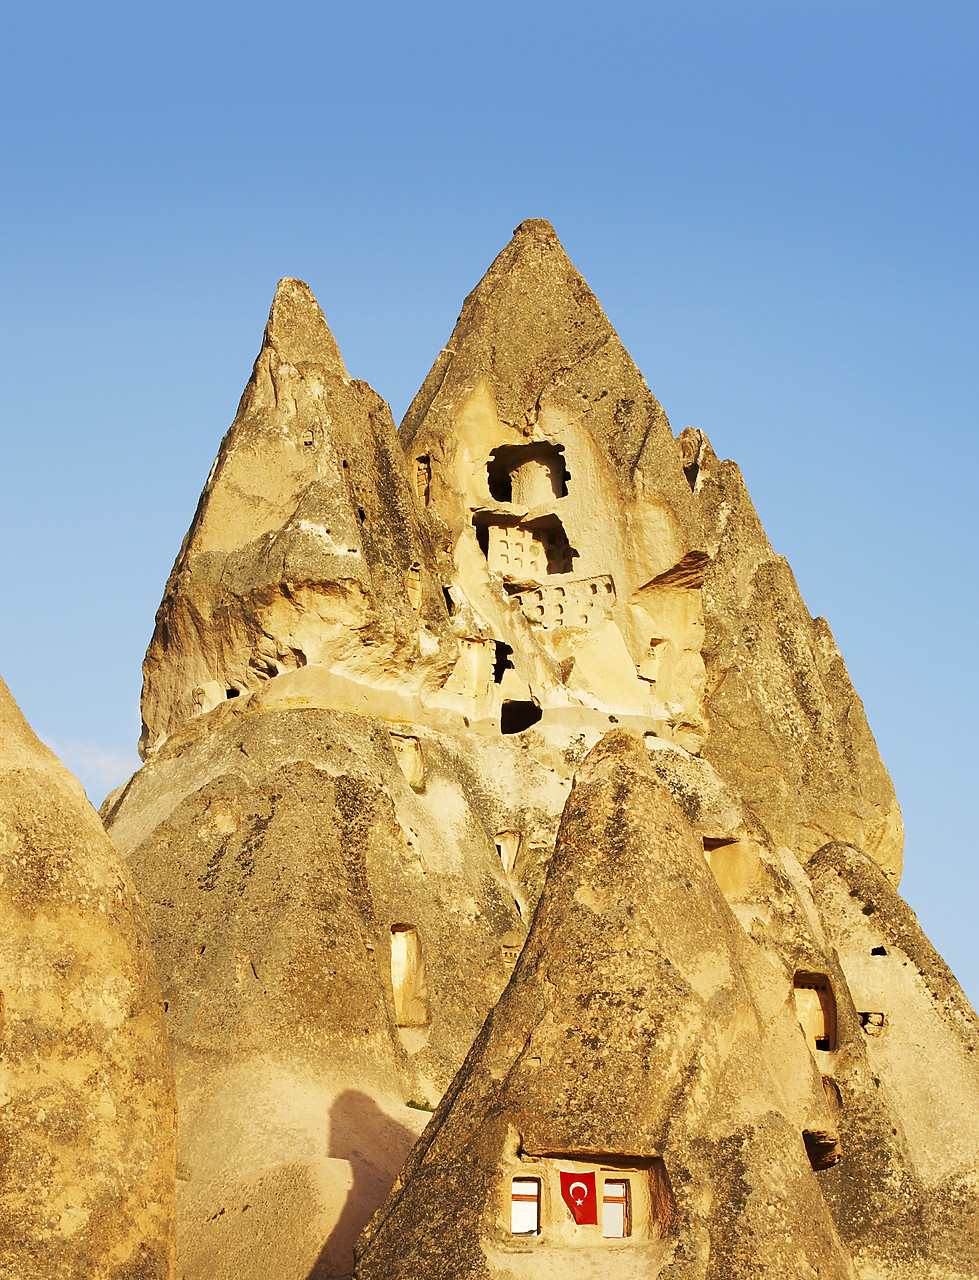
[{"left": 1, "top": 1, "right": 977, "bottom": 1001}]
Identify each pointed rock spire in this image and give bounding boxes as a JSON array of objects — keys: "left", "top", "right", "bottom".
[
  {"left": 140, "top": 279, "right": 454, "bottom": 755},
  {"left": 402, "top": 218, "right": 693, "bottom": 511},
  {"left": 403, "top": 219, "right": 903, "bottom": 875},
  {"left": 398, "top": 220, "right": 709, "bottom": 751},
  {"left": 264, "top": 276, "right": 349, "bottom": 376},
  {"left": 0, "top": 673, "right": 175, "bottom": 1275}
]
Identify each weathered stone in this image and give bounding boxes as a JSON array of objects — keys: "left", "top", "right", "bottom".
[
  {"left": 809, "top": 842, "right": 979, "bottom": 1277},
  {"left": 690, "top": 431, "right": 904, "bottom": 877},
  {"left": 99, "top": 220, "right": 974, "bottom": 1280},
  {"left": 139, "top": 278, "right": 456, "bottom": 758},
  {"left": 104, "top": 702, "right": 568, "bottom": 1280},
  {"left": 401, "top": 219, "right": 902, "bottom": 873},
  {"left": 401, "top": 217, "right": 709, "bottom": 753},
  {"left": 107, "top": 289, "right": 576, "bottom": 1280},
  {"left": 354, "top": 732, "right": 857, "bottom": 1279},
  {"left": 0, "top": 674, "right": 175, "bottom": 1279}
]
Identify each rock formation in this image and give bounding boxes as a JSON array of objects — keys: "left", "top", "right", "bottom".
[
  {"left": 401, "top": 218, "right": 902, "bottom": 874},
  {"left": 0, "top": 674, "right": 175, "bottom": 1279},
  {"left": 355, "top": 732, "right": 855, "bottom": 1278},
  {"left": 94, "top": 219, "right": 977, "bottom": 1279},
  {"left": 355, "top": 732, "right": 979, "bottom": 1279}
]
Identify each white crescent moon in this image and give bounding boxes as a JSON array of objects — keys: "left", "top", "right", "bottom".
[{"left": 569, "top": 1181, "right": 588, "bottom": 1197}]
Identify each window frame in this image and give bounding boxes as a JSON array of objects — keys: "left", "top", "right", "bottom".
[
  {"left": 510, "top": 1176, "right": 541, "bottom": 1236},
  {"left": 602, "top": 1177, "right": 631, "bottom": 1239}
]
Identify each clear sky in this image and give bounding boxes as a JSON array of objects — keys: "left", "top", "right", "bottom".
[{"left": 1, "top": 1, "right": 976, "bottom": 1002}]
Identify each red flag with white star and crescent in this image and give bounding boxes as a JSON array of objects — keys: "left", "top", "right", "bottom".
[{"left": 559, "top": 1170, "right": 598, "bottom": 1225}]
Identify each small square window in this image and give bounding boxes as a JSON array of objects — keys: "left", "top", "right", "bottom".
[{"left": 510, "top": 1178, "right": 541, "bottom": 1235}]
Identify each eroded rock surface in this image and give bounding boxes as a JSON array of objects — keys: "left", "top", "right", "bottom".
[
  {"left": 690, "top": 430, "right": 904, "bottom": 876},
  {"left": 101, "top": 220, "right": 974, "bottom": 1280},
  {"left": 355, "top": 734, "right": 979, "bottom": 1279},
  {"left": 354, "top": 733, "right": 857, "bottom": 1279},
  {"left": 140, "top": 278, "right": 456, "bottom": 758},
  {"left": 400, "top": 218, "right": 902, "bottom": 873},
  {"left": 104, "top": 703, "right": 567, "bottom": 1280},
  {"left": 0, "top": 675, "right": 175, "bottom": 1279}
]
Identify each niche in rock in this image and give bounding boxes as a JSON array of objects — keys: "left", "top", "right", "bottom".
[
  {"left": 803, "top": 1129, "right": 842, "bottom": 1171},
  {"left": 390, "top": 733, "right": 425, "bottom": 789},
  {"left": 859, "top": 1011, "right": 886, "bottom": 1035},
  {"left": 475, "top": 514, "right": 577, "bottom": 581},
  {"left": 637, "top": 637, "right": 669, "bottom": 684},
  {"left": 501, "top": 700, "right": 542, "bottom": 734},
  {"left": 414, "top": 456, "right": 431, "bottom": 504},
  {"left": 512, "top": 1153, "right": 675, "bottom": 1241},
  {"left": 493, "top": 641, "right": 513, "bottom": 683},
  {"left": 495, "top": 831, "right": 521, "bottom": 874},
  {"left": 487, "top": 442, "right": 569, "bottom": 505},
  {"left": 390, "top": 925, "right": 429, "bottom": 1027},
  {"left": 794, "top": 973, "right": 837, "bottom": 1053},
  {"left": 406, "top": 564, "right": 422, "bottom": 610}
]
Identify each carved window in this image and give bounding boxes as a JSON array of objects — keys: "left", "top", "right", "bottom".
[
  {"left": 487, "top": 442, "right": 569, "bottom": 504},
  {"left": 406, "top": 564, "right": 422, "bottom": 610},
  {"left": 390, "top": 733, "right": 425, "bottom": 788},
  {"left": 390, "top": 925, "right": 429, "bottom": 1027},
  {"left": 510, "top": 1178, "right": 541, "bottom": 1235},
  {"left": 415, "top": 456, "right": 431, "bottom": 504},
  {"left": 793, "top": 973, "right": 837, "bottom": 1052},
  {"left": 501, "top": 700, "right": 542, "bottom": 734},
  {"left": 602, "top": 1179, "right": 631, "bottom": 1238}
]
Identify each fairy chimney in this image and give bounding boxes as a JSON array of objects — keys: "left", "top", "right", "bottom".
[
  {"left": 99, "top": 222, "right": 976, "bottom": 1280},
  {"left": 355, "top": 733, "right": 979, "bottom": 1279},
  {"left": 0, "top": 674, "right": 175, "bottom": 1278}
]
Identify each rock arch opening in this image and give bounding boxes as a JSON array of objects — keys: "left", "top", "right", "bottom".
[
  {"left": 501, "top": 700, "right": 542, "bottom": 734},
  {"left": 487, "top": 442, "right": 569, "bottom": 505}
]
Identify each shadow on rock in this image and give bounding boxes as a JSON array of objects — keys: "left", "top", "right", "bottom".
[{"left": 305, "top": 1090, "right": 419, "bottom": 1280}]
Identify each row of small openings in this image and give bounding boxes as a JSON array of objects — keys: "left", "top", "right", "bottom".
[
  {"left": 487, "top": 442, "right": 570, "bottom": 506},
  {"left": 391, "top": 925, "right": 429, "bottom": 1027},
  {"left": 511, "top": 1177, "right": 631, "bottom": 1239},
  {"left": 474, "top": 514, "right": 578, "bottom": 578}
]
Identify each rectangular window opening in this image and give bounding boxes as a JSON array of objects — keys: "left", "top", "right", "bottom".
[
  {"left": 602, "top": 1179, "right": 631, "bottom": 1238},
  {"left": 510, "top": 1178, "right": 541, "bottom": 1236}
]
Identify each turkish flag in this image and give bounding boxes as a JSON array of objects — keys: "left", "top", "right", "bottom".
[{"left": 559, "top": 1170, "right": 598, "bottom": 1225}]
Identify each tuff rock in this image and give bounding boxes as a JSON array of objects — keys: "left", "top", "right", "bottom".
[
  {"left": 83, "top": 219, "right": 977, "bottom": 1279},
  {"left": 0, "top": 675, "right": 175, "bottom": 1278}
]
